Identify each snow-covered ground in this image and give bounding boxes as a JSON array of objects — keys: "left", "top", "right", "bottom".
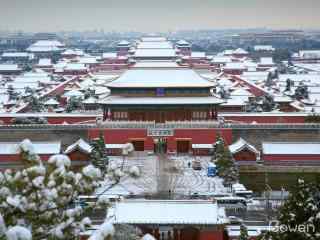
[
  {"left": 96, "top": 153, "right": 158, "bottom": 196},
  {"left": 96, "top": 153, "right": 229, "bottom": 198},
  {"left": 167, "top": 155, "right": 229, "bottom": 196}
]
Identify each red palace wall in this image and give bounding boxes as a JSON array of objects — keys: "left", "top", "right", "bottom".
[
  {"left": 263, "top": 154, "right": 320, "bottom": 162},
  {"left": 67, "top": 151, "right": 90, "bottom": 162},
  {"left": 88, "top": 128, "right": 154, "bottom": 151},
  {"left": 0, "top": 116, "right": 97, "bottom": 124},
  {"left": 88, "top": 128, "right": 232, "bottom": 152}
]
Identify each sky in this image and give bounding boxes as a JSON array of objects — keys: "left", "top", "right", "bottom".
[{"left": 0, "top": 0, "right": 320, "bottom": 32}]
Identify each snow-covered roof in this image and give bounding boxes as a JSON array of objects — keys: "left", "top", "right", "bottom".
[
  {"left": 27, "top": 40, "right": 65, "bottom": 52},
  {"left": 102, "top": 52, "right": 118, "bottom": 59},
  {"left": 229, "top": 138, "right": 259, "bottom": 155},
  {"left": 191, "top": 52, "right": 206, "bottom": 58},
  {"left": 106, "top": 69, "right": 215, "bottom": 88},
  {"left": 262, "top": 142, "right": 320, "bottom": 155},
  {"left": 192, "top": 144, "right": 214, "bottom": 149},
  {"left": 64, "top": 63, "right": 87, "bottom": 71},
  {"left": 260, "top": 57, "right": 274, "bottom": 65},
  {"left": 118, "top": 40, "right": 130, "bottom": 46},
  {"left": 44, "top": 98, "right": 59, "bottom": 106},
  {"left": 299, "top": 50, "right": 320, "bottom": 59},
  {"left": 0, "top": 64, "right": 21, "bottom": 71},
  {"left": 38, "top": 58, "right": 52, "bottom": 66},
  {"left": 100, "top": 96, "right": 223, "bottom": 105},
  {"left": 141, "top": 37, "right": 167, "bottom": 42},
  {"left": 211, "top": 57, "right": 233, "bottom": 64},
  {"left": 224, "top": 62, "right": 246, "bottom": 70},
  {"left": 176, "top": 40, "right": 190, "bottom": 46},
  {"left": 134, "top": 49, "right": 176, "bottom": 58},
  {"left": 230, "top": 88, "right": 253, "bottom": 97},
  {"left": 273, "top": 95, "right": 292, "bottom": 103},
  {"left": 63, "top": 90, "right": 84, "bottom": 98},
  {"left": 95, "top": 86, "right": 111, "bottom": 95},
  {"left": 137, "top": 41, "right": 173, "bottom": 49},
  {"left": 62, "top": 49, "right": 84, "bottom": 56},
  {"left": 0, "top": 141, "right": 61, "bottom": 155},
  {"left": 78, "top": 57, "right": 98, "bottom": 64},
  {"left": 233, "top": 48, "right": 248, "bottom": 55},
  {"left": 133, "top": 61, "right": 180, "bottom": 68},
  {"left": 241, "top": 71, "right": 270, "bottom": 82},
  {"left": 65, "top": 139, "right": 92, "bottom": 154},
  {"left": 31, "top": 40, "right": 64, "bottom": 47},
  {"left": 2, "top": 52, "right": 32, "bottom": 58},
  {"left": 254, "top": 45, "right": 275, "bottom": 51},
  {"left": 111, "top": 200, "right": 228, "bottom": 225}
]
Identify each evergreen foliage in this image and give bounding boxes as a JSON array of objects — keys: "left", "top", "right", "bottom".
[
  {"left": 90, "top": 133, "right": 109, "bottom": 173},
  {"left": 260, "top": 179, "right": 320, "bottom": 240},
  {"left": 213, "top": 135, "right": 239, "bottom": 186}
]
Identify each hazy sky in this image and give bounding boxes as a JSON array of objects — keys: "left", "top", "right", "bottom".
[{"left": 0, "top": 0, "right": 320, "bottom": 32}]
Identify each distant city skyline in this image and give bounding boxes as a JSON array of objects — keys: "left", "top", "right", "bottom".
[{"left": 0, "top": 0, "right": 320, "bottom": 32}]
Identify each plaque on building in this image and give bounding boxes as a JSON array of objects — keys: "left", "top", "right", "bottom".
[{"left": 147, "top": 128, "right": 174, "bottom": 137}]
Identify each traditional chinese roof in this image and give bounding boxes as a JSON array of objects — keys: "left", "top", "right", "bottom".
[
  {"left": 99, "top": 96, "right": 223, "bottom": 105},
  {"left": 134, "top": 49, "right": 176, "bottom": 58},
  {"left": 110, "top": 200, "right": 228, "bottom": 225},
  {"left": 65, "top": 139, "right": 92, "bottom": 154},
  {"left": 44, "top": 98, "right": 59, "bottom": 106},
  {"left": 106, "top": 69, "right": 216, "bottom": 88},
  {"left": 229, "top": 138, "right": 259, "bottom": 155}
]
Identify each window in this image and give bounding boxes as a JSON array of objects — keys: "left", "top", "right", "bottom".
[
  {"left": 156, "top": 88, "right": 165, "bottom": 96},
  {"left": 192, "top": 111, "right": 207, "bottom": 120},
  {"left": 114, "top": 111, "right": 128, "bottom": 120}
]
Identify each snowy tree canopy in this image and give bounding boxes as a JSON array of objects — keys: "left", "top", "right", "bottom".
[
  {"left": 0, "top": 139, "right": 103, "bottom": 240},
  {"left": 260, "top": 178, "right": 320, "bottom": 240}
]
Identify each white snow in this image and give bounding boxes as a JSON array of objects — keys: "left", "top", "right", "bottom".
[
  {"left": 6, "top": 196, "right": 21, "bottom": 209},
  {"left": 0, "top": 214, "right": 6, "bottom": 234},
  {"left": 65, "top": 139, "right": 92, "bottom": 154},
  {"left": 142, "top": 234, "right": 156, "bottom": 240},
  {"left": 111, "top": 200, "right": 228, "bottom": 225},
  {"left": 32, "top": 176, "right": 45, "bottom": 188},
  {"left": 48, "top": 154, "right": 71, "bottom": 168},
  {"left": 6, "top": 226, "right": 32, "bottom": 240},
  {"left": 88, "top": 220, "right": 114, "bottom": 240},
  {"left": 18, "top": 139, "right": 36, "bottom": 155},
  {"left": 82, "top": 165, "right": 102, "bottom": 179},
  {"left": 262, "top": 142, "right": 320, "bottom": 155},
  {"left": 129, "top": 166, "right": 140, "bottom": 178}
]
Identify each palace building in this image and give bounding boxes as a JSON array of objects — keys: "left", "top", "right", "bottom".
[{"left": 100, "top": 68, "right": 222, "bottom": 123}]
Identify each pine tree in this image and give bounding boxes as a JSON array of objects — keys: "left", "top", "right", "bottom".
[
  {"left": 90, "top": 132, "right": 109, "bottom": 173},
  {"left": 214, "top": 135, "right": 239, "bottom": 187},
  {"left": 239, "top": 224, "right": 249, "bottom": 240},
  {"left": 66, "top": 96, "right": 83, "bottom": 113},
  {"left": 0, "top": 139, "right": 105, "bottom": 240},
  {"left": 260, "top": 179, "right": 320, "bottom": 240},
  {"left": 28, "top": 95, "right": 44, "bottom": 112}
]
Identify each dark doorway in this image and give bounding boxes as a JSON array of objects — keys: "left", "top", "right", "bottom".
[
  {"left": 177, "top": 140, "right": 190, "bottom": 153},
  {"left": 154, "top": 138, "right": 167, "bottom": 154},
  {"left": 180, "top": 227, "right": 200, "bottom": 240},
  {"left": 131, "top": 140, "right": 145, "bottom": 151}
]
